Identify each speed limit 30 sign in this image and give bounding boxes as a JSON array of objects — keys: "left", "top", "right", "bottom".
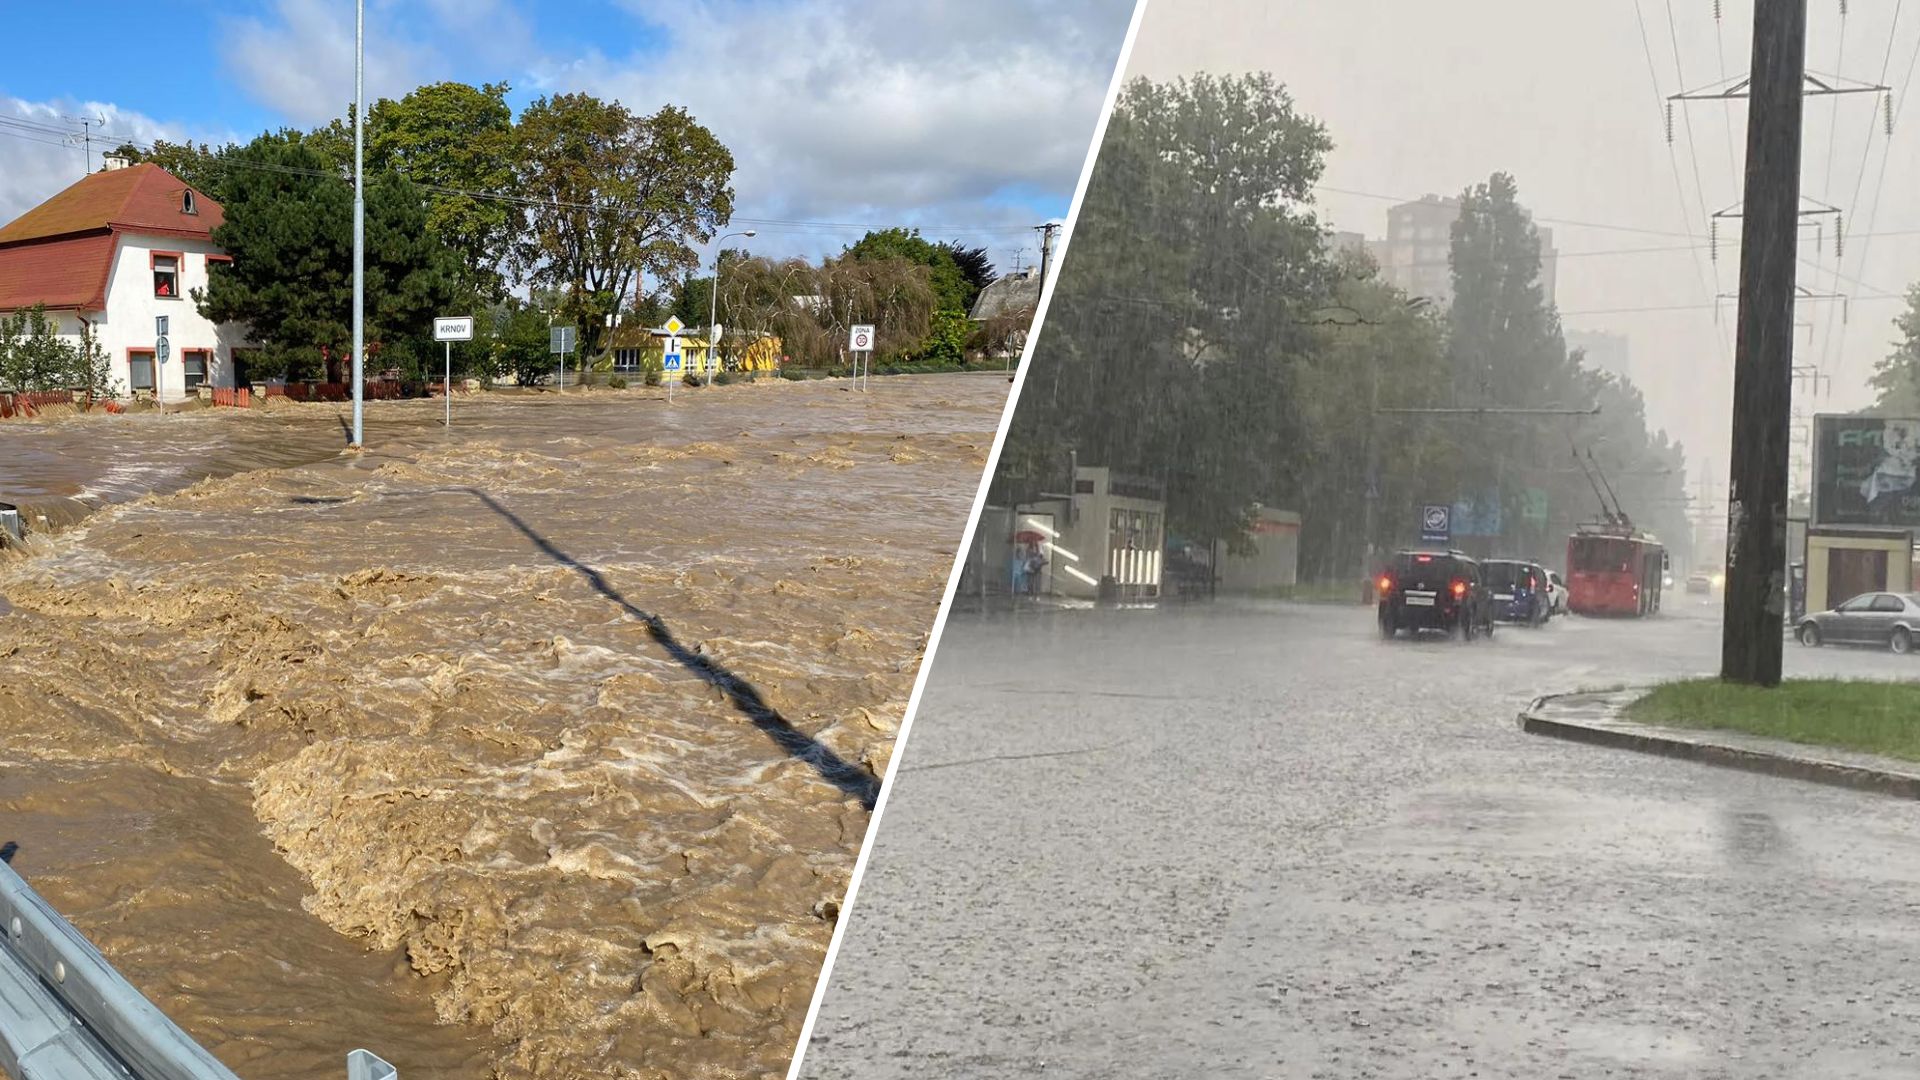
[{"left": 849, "top": 324, "right": 875, "bottom": 352}]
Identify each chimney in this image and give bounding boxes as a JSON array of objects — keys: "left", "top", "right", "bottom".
[{"left": 101, "top": 153, "right": 132, "bottom": 171}]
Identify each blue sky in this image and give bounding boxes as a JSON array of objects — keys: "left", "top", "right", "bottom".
[{"left": 0, "top": 0, "right": 1136, "bottom": 275}]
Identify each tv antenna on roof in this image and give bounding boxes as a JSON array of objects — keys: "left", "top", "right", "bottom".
[{"left": 60, "top": 114, "right": 108, "bottom": 174}]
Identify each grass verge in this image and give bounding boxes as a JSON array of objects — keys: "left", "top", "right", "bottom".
[{"left": 1626, "top": 678, "right": 1920, "bottom": 762}]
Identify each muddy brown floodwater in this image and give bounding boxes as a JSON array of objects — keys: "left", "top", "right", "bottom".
[{"left": 0, "top": 375, "right": 1005, "bottom": 1079}]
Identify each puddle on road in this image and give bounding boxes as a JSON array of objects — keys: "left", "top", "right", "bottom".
[{"left": 0, "top": 376, "right": 1004, "bottom": 1078}]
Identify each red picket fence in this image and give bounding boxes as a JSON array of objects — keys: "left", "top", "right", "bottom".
[{"left": 0, "top": 390, "right": 78, "bottom": 419}]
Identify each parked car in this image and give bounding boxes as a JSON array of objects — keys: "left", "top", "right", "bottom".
[
  {"left": 1686, "top": 573, "right": 1712, "bottom": 595},
  {"left": 1796, "top": 591, "right": 1920, "bottom": 654},
  {"left": 1482, "top": 558, "right": 1551, "bottom": 626},
  {"left": 1546, "top": 570, "right": 1570, "bottom": 616},
  {"left": 1377, "top": 549, "right": 1494, "bottom": 640}
]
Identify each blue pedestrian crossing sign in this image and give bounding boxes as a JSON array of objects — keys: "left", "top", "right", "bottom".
[{"left": 663, "top": 347, "right": 682, "bottom": 372}]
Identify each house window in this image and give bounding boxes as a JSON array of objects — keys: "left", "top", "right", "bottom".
[
  {"left": 614, "top": 348, "right": 641, "bottom": 372},
  {"left": 128, "top": 349, "right": 156, "bottom": 391},
  {"left": 182, "top": 350, "right": 210, "bottom": 390},
  {"left": 152, "top": 254, "right": 179, "bottom": 299},
  {"left": 182, "top": 190, "right": 197, "bottom": 215}
]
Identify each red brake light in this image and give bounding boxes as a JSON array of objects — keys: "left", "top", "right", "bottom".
[
  {"left": 1451, "top": 580, "right": 1467, "bottom": 598},
  {"left": 1378, "top": 575, "right": 1392, "bottom": 593},
  {"left": 1416, "top": 555, "right": 1433, "bottom": 563}
]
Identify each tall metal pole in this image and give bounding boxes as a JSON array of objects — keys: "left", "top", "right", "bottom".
[
  {"left": 1722, "top": 0, "right": 1807, "bottom": 687},
  {"left": 350, "top": 0, "right": 365, "bottom": 448},
  {"left": 444, "top": 340, "right": 452, "bottom": 428}
]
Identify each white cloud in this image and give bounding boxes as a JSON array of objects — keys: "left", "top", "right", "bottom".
[
  {"left": 538, "top": 0, "right": 1134, "bottom": 273},
  {"left": 217, "top": 0, "right": 447, "bottom": 126},
  {"left": 0, "top": 97, "right": 187, "bottom": 226}
]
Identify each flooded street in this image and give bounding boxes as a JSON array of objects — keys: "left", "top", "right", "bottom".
[
  {"left": 801, "top": 602, "right": 1920, "bottom": 1079},
  {"left": 0, "top": 374, "right": 1005, "bottom": 1079}
]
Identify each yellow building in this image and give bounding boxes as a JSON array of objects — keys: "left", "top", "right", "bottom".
[{"left": 602, "top": 325, "right": 783, "bottom": 376}]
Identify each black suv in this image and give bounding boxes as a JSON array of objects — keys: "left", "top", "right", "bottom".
[{"left": 1377, "top": 549, "right": 1494, "bottom": 640}]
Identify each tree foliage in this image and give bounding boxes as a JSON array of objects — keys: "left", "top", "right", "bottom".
[
  {"left": 367, "top": 81, "right": 518, "bottom": 299},
  {"left": 845, "top": 228, "right": 980, "bottom": 314},
  {"left": 0, "top": 306, "right": 117, "bottom": 396},
  {"left": 194, "top": 135, "right": 461, "bottom": 384},
  {"left": 514, "top": 95, "right": 735, "bottom": 358},
  {"left": 993, "top": 73, "right": 1692, "bottom": 579},
  {"left": 1870, "top": 284, "right": 1920, "bottom": 415}
]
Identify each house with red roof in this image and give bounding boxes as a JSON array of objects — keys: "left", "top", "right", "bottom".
[{"left": 0, "top": 159, "right": 248, "bottom": 398}]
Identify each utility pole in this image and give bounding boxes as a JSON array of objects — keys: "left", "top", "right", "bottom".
[
  {"left": 1721, "top": 0, "right": 1806, "bottom": 687},
  {"left": 1035, "top": 223, "right": 1061, "bottom": 283}
]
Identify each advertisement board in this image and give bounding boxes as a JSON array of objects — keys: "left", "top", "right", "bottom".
[{"left": 1813, "top": 415, "right": 1920, "bottom": 528}]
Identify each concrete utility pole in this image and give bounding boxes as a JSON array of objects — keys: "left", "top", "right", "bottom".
[
  {"left": 1721, "top": 0, "right": 1807, "bottom": 687},
  {"left": 350, "top": 0, "right": 366, "bottom": 449},
  {"left": 1036, "top": 223, "right": 1061, "bottom": 284}
]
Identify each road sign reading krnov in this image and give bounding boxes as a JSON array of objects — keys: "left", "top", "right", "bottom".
[
  {"left": 849, "top": 324, "right": 875, "bottom": 352},
  {"left": 434, "top": 316, "right": 474, "bottom": 342}
]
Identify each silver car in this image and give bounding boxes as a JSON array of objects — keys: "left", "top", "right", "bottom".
[{"left": 1796, "top": 591, "right": 1920, "bottom": 654}]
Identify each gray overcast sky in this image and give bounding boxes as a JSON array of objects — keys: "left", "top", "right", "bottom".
[{"left": 1124, "top": 0, "right": 1920, "bottom": 490}]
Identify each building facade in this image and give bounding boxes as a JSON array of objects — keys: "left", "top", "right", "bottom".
[
  {"left": 0, "top": 161, "right": 245, "bottom": 397},
  {"left": 1366, "top": 194, "right": 1557, "bottom": 308}
]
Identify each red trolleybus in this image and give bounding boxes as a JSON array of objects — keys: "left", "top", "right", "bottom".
[{"left": 1566, "top": 523, "right": 1667, "bottom": 616}]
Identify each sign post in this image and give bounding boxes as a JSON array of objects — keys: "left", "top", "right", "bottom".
[
  {"left": 549, "top": 325, "right": 575, "bottom": 392},
  {"left": 849, "top": 323, "right": 874, "bottom": 393},
  {"left": 663, "top": 315, "right": 685, "bottom": 402},
  {"left": 154, "top": 315, "right": 169, "bottom": 412},
  {"left": 434, "top": 316, "right": 473, "bottom": 428}
]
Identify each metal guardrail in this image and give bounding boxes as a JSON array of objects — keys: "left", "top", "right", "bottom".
[{"left": 0, "top": 854, "right": 394, "bottom": 1080}]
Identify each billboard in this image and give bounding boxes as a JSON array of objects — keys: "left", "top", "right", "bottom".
[{"left": 1814, "top": 415, "right": 1920, "bottom": 527}]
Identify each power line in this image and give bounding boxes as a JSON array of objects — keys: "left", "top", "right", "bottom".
[
  {"left": 1829, "top": 0, "right": 1918, "bottom": 381},
  {"left": 1633, "top": 0, "right": 1732, "bottom": 367},
  {"left": 3, "top": 121, "right": 1041, "bottom": 239}
]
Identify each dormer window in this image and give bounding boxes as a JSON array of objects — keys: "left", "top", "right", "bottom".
[
  {"left": 181, "top": 190, "right": 197, "bottom": 215},
  {"left": 152, "top": 253, "right": 179, "bottom": 298}
]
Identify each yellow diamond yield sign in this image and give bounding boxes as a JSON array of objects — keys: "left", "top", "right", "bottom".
[{"left": 663, "top": 316, "right": 686, "bottom": 335}]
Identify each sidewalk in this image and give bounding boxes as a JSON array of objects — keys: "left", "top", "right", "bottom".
[{"left": 1521, "top": 688, "right": 1920, "bottom": 800}]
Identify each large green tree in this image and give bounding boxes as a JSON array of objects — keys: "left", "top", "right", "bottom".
[
  {"left": 366, "top": 81, "right": 518, "bottom": 299},
  {"left": 845, "top": 228, "right": 977, "bottom": 314},
  {"left": 194, "top": 134, "right": 461, "bottom": 384},
  {"left": 999, "top": 73, "right": 1335, "bottom": 545},
  {"left": 514, "top": 94, "right": 735, "bottom": 357},
  {"left": 1440, "top": 171, "right": 1690, "bottom": 563}
]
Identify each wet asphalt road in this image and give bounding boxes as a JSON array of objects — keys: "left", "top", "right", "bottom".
[{"left": 799, "top": 596, "right": 1920, "bottom": 1079}]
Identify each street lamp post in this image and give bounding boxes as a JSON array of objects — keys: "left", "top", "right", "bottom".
[
  {"left": 708, "top": 230, "right": 756, "bottom": 377},
  {"left": 350, "top": 0, "right": 365, "bottom": 448}
]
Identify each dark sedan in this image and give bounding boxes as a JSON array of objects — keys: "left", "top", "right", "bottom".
[{"left": 1797, "top": 591, "right": 1920, "bottom": 654}]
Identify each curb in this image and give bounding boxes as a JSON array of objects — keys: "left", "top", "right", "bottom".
[{"left": 1519, "top": 691, "right": 1920, "bottom": 801}]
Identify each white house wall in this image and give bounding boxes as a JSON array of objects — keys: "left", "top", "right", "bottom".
[{"left": 91, "top": 235, "right": 245, "bottom": 396}]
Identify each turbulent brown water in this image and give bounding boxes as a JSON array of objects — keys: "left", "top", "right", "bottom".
[{"left": 0, "top": 375, "right": 1005, "bottom": 1079}]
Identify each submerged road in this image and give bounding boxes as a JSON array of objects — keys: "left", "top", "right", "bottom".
[{"left": 801, "top": 596, "right": 1920, "bottom": 1079}]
